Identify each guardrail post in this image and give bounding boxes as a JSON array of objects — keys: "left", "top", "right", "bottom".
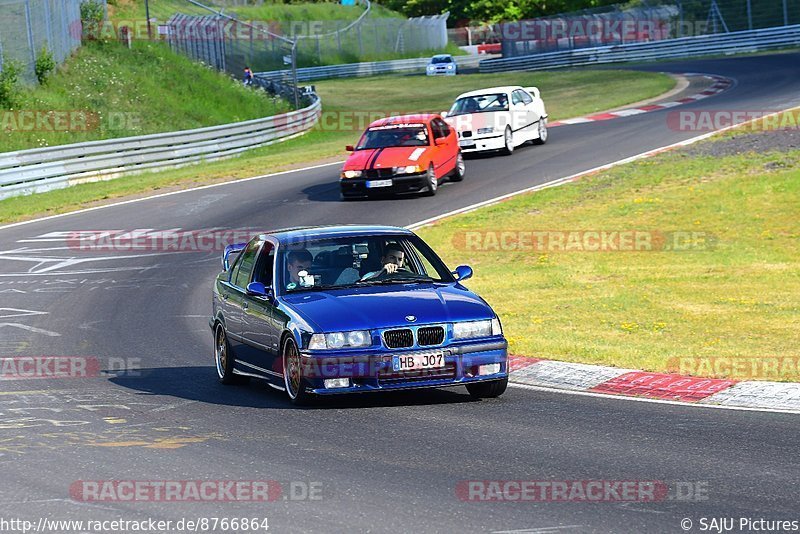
[
  {"left": 783, "top": 0, "right": 789, "bottom": 26},
  {"left": 291, "top": 41, "right": 299, "bottom": 110}
]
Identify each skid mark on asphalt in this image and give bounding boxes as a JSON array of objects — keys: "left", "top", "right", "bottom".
[{"left": 0, "top": 388, "right": 223, "bottom": 458}]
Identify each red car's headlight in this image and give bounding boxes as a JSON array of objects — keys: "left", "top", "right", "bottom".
[
  {"left": 341, "top": 170, "right": 362, "bottom": 179},
  {"left": 393, "top": 165, "right": 422, "bottom": 175}
]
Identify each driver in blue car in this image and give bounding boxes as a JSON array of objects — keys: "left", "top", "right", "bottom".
[
  {"left": 333, "top": 244, "right": 410, "bottom": 285},
  {"left": 360, "top": 245, "right": 409, "bottom": 280}
]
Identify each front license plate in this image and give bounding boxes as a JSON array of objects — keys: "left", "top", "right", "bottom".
[
  {"left": 392, "top": 352, "right": 445, "bottom": 372},
  {"left": 366, "top": 179, "right": 392, "bottom": 188},
  {"left": 458, "top": 140, "right": 475, "bottom": 148}
]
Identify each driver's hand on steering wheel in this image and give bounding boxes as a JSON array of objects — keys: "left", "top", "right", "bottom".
[{"left": 383, "top": 263, "right": 399, "bottom": 274}]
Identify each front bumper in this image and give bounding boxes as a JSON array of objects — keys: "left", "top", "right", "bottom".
[
  {"left": 426, "top": 68, "right": 457, "bottom": 76},
  {"left": 458, "top": 133, "right": 505, "bottom": 153},
  {"left": 340, "top": 172, "right": 429, "bottom": 198},
  {"left": 297, "top": 339, "right": 508, "bottom": 395}
]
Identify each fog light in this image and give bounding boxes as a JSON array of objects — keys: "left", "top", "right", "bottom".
[
  {"left": 324, "top": 378, "right": 350, "bottom": 389},
  {"left": 478, "top": 363, "right": 501, "bottom": 376}
]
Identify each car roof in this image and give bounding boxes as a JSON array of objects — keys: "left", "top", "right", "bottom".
[
  {"left": 263, "top": 225, "right": 414, "bottom": 244},
  {"left": 454, "top": 86, "right": 524, "bottom": 99},
  {"left": 368, "top": 114, "right": 438, "bottom": 128},
  {"left": 430, "top": 54, "right": 453, "bottom": 59}
]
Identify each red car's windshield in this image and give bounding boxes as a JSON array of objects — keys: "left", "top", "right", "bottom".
[{"left": 357, "top": 124, "right": 429, "bottom": 149}]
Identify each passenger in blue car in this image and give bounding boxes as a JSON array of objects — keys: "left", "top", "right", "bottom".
[{"left": 285, "top": 249, "right": 313, "bottom": 289}]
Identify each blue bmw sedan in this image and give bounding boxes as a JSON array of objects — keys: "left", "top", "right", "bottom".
[{"left": 210, "top": 225, "right": 508, "bottom": 404}]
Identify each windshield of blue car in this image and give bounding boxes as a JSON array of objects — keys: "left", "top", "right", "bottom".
[
  {"left": 431, "top": 56, "right": 452, "bottom": 64},
  {"left": 279, "top": 235, "right": 455, "bottom": 293},
  {"left": 356, "top": 124, "right": 429, "bottom": 149},
  {"left": 448, "top": 93, "right": 509, "bottom": 116}
]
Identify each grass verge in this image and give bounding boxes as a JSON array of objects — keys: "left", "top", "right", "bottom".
[
  {"left": 1, "top": 40, "right": 289, "bottom": 151},
  {"left": 0, "top": 69, "right": 674, "bottom": 224},
  {"left": 417, "top": 111, "right": 800, "bottom": 381}
]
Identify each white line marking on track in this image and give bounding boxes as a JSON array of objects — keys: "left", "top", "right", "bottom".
[
  {"left": 0, "top": 160, "right": 345, "bottom": 233},
  {"left": 0, "top": 308, "right": 48, "bottom": 319},
  {"left": 0, "top": 323, "right": 60, "bottom": 336}
]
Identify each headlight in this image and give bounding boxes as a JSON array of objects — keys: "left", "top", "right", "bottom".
[
  {"left": 427, "top": 65, "right": 435, "bottom": 71},
  {"left": 447, "top": 64, "right": 454, "bottom": 70},
  {"left": 394, "top": 165, "right": 422, "bottom": 174},
  {"left": 477, "top": 127, "right": 494, "bottom": 134},
  {"left": 492, "top": 317, "right": 502, "bottom": 336},
  {"left": 453, "top": 319, "right": 496, "bottom": 340},
  {"left": 341, "top": 169, "right": 362, "bottom": 179},
  {"left": 308, "top": 330, "right": 371, "bottom": 349}
]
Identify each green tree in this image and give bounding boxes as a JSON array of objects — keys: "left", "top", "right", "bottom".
[
  {"left": 35, "top": 45, "right": 56, "bottom": 85},
  {"left": 0, "top": 57, "right": 23, "bottom": 109}
]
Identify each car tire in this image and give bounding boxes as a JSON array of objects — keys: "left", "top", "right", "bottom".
[
  {"left": 282, "top": 336, "right": 314, "bottom": 405},
  {"left": 214, "top": 323, "right": 247, "bottom": 385},
  {"left": 423, "top": 163, "right": 438, "bottom": 196},
  {"left": 532, "top": 118, "right": 548, "bottom": 145},
  {"left": 450, "top": 153, "right": 465, "bottom": 182},
  {"left": 466, "top": 377, "right": 508, "bottom": 399},
  {"left": 502, "top": 127, "right": 514, "bottom": 155}
]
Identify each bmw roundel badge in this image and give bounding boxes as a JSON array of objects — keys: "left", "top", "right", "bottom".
[{"left": 405, "top": 315, "right": 417, "bottom": 322}]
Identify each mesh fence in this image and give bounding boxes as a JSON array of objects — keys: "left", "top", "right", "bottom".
[
  {"left": 497, "top": 0, "right": 800, "bottom": 57},
  {"left": 0, "top": 0, "right": 92, "bottom": 82},
  {"left": 163, "top": 1, "right": 449, "bottom": 77}
]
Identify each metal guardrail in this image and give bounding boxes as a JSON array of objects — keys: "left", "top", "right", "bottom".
[
  {"left": 256, "top": 54, "right": 486, "bottom": 83},
  {"left": 479, "top": 24, "right": 800, "bottom": 72},
  {"left": 0, "top": 95, "right": 321, "bottom": 200}
]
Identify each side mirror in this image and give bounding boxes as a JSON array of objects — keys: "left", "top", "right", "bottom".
[
  {"left": 246, "top": 282, "right": 273, "bottom": 298},
  {"left": 345, "top": 145, "right": 355, "bottom": 152},
  {"left": 434, "top": 137, "right": 447, "bottom": 146},
  {"left": 453, "top": 265, "right": 473, "bottom": 282},
  {"left": 440, "top": 111, "right": 449, "bottom": 118}
]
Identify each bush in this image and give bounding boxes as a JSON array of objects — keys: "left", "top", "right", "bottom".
[
  {"left": 80, "top": 0, "right": 105, "bottom": 40},
  {"left": 35, "top": 45, "right": 56, "bottom": 85},
  {"left": 0, "top": 57, "right": 23, "bottom": 109}
]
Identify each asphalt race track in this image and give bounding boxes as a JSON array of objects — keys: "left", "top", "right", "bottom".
[{"left": 1, "top": 53, "right": 799, "bottom": 533}]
